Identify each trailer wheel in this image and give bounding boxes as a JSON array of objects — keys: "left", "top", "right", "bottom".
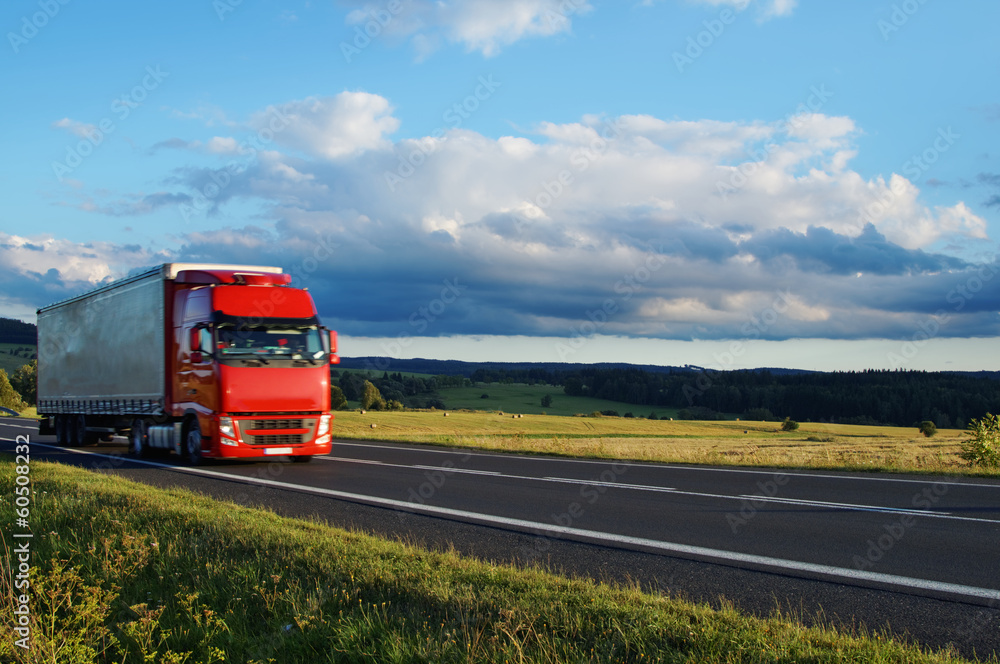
[
  {"left": 184, "top": 420, "right": 203, "bottom": 466},
  {"left": 71, "top": 414, "right": 99, "bottom": 446},
  {"left": 130, "top": 419, "right": 150, "bottom": 459},
  {"left": 66, "top": 414, "right": 83, "bottom": 446},
  {"left": 55, "top": 415, "right": 69, "bottom": 445}
]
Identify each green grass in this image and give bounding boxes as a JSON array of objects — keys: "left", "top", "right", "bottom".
[
  {"left": 0, "top": 460, "right": 987, "bottom": 663},
  {"left": 0, "top": 342, "right": 34, "bottom": 376},
  {"left": 438, "top": 382, "right": 677, "bottom": 418}
]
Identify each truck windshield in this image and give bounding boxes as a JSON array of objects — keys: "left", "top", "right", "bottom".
[{"left": 215, "top": 323, "right": 326, "bottom": 362}]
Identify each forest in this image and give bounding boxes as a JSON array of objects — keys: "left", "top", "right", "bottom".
[
  {"left": 0, "top": 317, "right": 36, "bottom": 345},
  {"left": 339, "top": 361, "right": 1000, "bottom": 428},
  {"left": 559, "top": 367, "right": 1000, "bottom": 428}
]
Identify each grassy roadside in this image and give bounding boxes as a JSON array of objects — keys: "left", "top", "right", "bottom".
[
  {"left": 330, "top": 410, "right": 1000, "bottom": 477},
  {"left": 0, "top": 460, "right": 987, "bottom": 663}
]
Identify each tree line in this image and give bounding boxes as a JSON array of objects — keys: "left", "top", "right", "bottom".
[
  {"left": 0, "top": 317, "right": 37, "bottom": 345},
  {"left": 331, "top": 370, "right": 469, "bottom": 410},
  {"left": 561, "top": 367, "right": 1000, "bottom": 428}
]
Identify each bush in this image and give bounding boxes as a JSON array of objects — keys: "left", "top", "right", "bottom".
[
  {"left": 11, "top": 360, "right": 36, "bottom": 406},
  {"left": 0, "top": 369, "right": 27, "bottom": 412},
  {"left": 743, "top": 407, "right": 776, "bottom": 421},
  {"left": 330, "top": 385, "right": 348, "bottom": 411},
  {"left": 677, "top": 407, "right": 722, "bottom": 421},
  {"left": 541, "top": 395, "right": 553, "bottom": 408},
  {"left": 781, "top": 417, "right": 799, "bottom": 431},
  {"left": 959, "top": 413, "right": 1000, "bottom": 467},
  {"left": 361, "top": 380, "right": 386, "bottom": 411},
  {"left": 918, "top": 420, "right": 937, "bottom": 437}
]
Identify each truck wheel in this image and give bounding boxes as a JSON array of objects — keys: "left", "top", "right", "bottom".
[
  {"left": 130, "top": 419, "right": 150, "bottom": 459},
  {"left": 290, "top": 455, "right": 313, "bottom": 463},
  {"left": 67, "top": 414, "right": 83, "bottom": 447},
  {"left": 78, "top": 415, "right": 100, "bottom": 446},
  {"left": 185, "top": 421, "right": 203, "bottom": 466}
]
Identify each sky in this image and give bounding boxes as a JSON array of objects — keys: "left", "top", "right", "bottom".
[{"left": 1, "top": 0, "right": 999, "bottom": 371}]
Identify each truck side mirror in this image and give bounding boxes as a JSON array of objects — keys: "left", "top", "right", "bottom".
[{"left": 329, "top": 330, "right": 340, "bottom": 365}]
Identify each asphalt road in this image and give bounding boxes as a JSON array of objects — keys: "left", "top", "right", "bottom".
[{"left": 3, "top": 417, "right": 999, "bottom": 659}]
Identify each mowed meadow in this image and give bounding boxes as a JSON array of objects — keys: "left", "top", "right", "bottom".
[{"left": 329, "top": 407, "right": 989, "bottom": 477}]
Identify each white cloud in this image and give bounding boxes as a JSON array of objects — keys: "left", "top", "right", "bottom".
[
  {"left": 254, "top": 92, "right": 399, "bottom": 159},
  {"left": 52, "top": 118, "right": 99, "bottom": 139},
  {"left": 677, "top": 0, "right": 796, "bottom": 19},
  {"left": 344, "top": 0, "right": 593, "bottom": 57},
  {"left": 46, "top": 96, "right": 997, "bottom": 343}
]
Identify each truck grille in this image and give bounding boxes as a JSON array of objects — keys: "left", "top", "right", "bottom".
[
  {"left": 244, "top": 433, "right": 305, "bottom": 446},
  {"left": 247, "top": 419, "right": 304, "bottom": 430},
  {"left": 237, "top": 417, "right": 317, "bottom": 446}
]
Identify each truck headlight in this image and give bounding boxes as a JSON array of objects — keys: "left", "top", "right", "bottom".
[
  {"left": 317, "top": 414, "right": 331, "bottom": 437},
  {"left": 219, "top": 416, "right": 236, "bottom": 440}
]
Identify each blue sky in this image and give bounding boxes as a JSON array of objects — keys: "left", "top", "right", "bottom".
[{"left": 2, "top": 0, "right": 998, "bottom": 370}]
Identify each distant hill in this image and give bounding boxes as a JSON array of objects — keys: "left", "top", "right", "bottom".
[
  {"left": 337, "top": 357, "right": 694, "bottom": 377},
  {"left": 0, "top": 317, "right": 36, "bottom": 345},
  {"left": 337, "top": 357, "right": 818, "bottom": 378}
]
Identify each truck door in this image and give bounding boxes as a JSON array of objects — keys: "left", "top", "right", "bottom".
[{"left": 176, "top": 288, "right": 218, "bottom": 418}]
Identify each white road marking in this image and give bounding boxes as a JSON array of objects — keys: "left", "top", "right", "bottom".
[
  {"left": 13, "top": 442, "right": 1000, "bottom": 604},
  {"left": 322, "top": 454, "right": 995, "bottom": 524}
]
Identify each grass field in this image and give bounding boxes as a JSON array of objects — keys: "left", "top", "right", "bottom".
[
  {"left": 1, "top": 460, "right": 985, "bottom": 663},
  {"left": 331, "top": 409, "right": 995, "bottom": 476},
  {"left": 439, "top": 382, "right": 676, "bottom": 418}
]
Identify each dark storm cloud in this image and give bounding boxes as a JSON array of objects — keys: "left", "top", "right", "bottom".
[{"left": 741, "top": 224, "right": 967, "bottom": 276}]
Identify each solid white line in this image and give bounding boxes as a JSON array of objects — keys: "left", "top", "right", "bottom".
[
  {"left": 330, "top": 440, "right": 1000, "bottom": 489},
  {"left": 23, "top": 443, "right": 1000, "bottom": 604}
]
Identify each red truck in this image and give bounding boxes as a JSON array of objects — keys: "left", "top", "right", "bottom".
[{"left": 36, "top": 263, "right": 339, "bottom": 463}]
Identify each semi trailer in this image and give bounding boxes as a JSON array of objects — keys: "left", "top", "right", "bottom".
[{"left": 37, "top": 263, "right": 339, "bottom": 463}]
